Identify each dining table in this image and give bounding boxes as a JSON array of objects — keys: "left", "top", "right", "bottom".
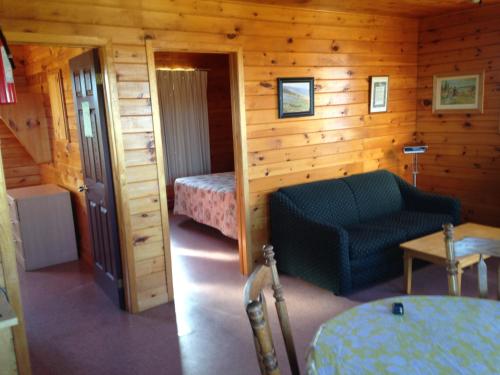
[{"left": 306, "top": 295, "right": 500, "bottom": 375}]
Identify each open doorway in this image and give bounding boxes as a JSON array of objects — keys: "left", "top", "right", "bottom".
[
  {"left": 148, "top": 47, "right": 249, "bottom": 328},
  {"left": 0, "top": 42, "right": 125, "bottom": 319},
  {"left": 155, "top": 51, "right": 238, "bottom": 237}
]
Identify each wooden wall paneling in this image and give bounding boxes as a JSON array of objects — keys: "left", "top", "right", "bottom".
[
  {"left": 226, "top": 0, "right": 490, "bottom": 18},
  {"left": 0, "top": 92, "right": 51, "bottom": 163},
  {"left": 145, "top": 40, "right": 173, "bottom": 303},
  {"left": 46, "top": 69, "right": 70, "bottom": 141},
  {"left": 100, "top": 41, "right": 140, "bottom": 312},
  {"left": 17, "top": 45, "right": 93, "bottom": 265},
  {"left": 417, "top": 4, "right": 500, "bottom": 227},
  {"left": 228, "top": 49, "right": 252, "bottom": 274},
  {"left": 0, "top": 121, "right": 41, "bottom": 189},
  {"left": 0, "top": 146, "right": 31, "bottom": 374},
  {"left": 0, "top": 46, "right": 41, "bottom": 189},
  {"left": 0, "top": 0, "right": 419, "bottom": 296},
  {"left": 5, "top": 33, "right": 145, "bottom": 313}
]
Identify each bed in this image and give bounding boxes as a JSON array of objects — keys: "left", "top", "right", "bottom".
[{"left": 173, "top": 172, "right": 238, "bottom": 239}]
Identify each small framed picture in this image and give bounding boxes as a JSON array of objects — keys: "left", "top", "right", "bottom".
[
  {"left": 432, "top": 72, "right": 484, "bottom": 113},
  {"left": 369, "top": 76, "right": 389, "bottom": 113},
  {"left": 277, "top": 77, "right": 314, "bottom": 118}
]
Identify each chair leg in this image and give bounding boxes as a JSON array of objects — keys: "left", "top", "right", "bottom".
[
  {"left": 477, "top": 255, "right": 488, "bottom": 299},
  {"left": 497, "top": 263, "right": 500, "bottom": 300},
  {"left": 404, "top": 253, "right": 413, "bottom": 295},
  {"left": 246, "top": 299, "right": 280, "bottom": 375},
  {"left": 443, "top": 223, "right": 459, "bottom": 296},
  {"left": 263, "top": 245, "right": 300, "bottom": 375},
  {"left": 252, "top": 335, "right": 266, "bottom": 375}
]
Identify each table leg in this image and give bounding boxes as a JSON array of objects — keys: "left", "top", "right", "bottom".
[
  {"left": 457, "top": 265, "right": 463, "bottom": 296},
  {"left": 497, "top": 264, "right": 500, "bottom": 300},
  {"left": 404, "top": 253, "right": 413, "bottom": 294}
]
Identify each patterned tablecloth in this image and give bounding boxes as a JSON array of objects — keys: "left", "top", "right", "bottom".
[
  {"left": 173, "top": 172, "right": 237, "bottom": 239},
  {"left": 307, "top": 296, "right": 500, "bottom": 375}
]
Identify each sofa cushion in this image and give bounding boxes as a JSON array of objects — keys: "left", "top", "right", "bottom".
[
  {"left": 278, "top": 179, "right": 359, "bottom": 226},
  {"left": 346, "top": 224, "right": 408, "bottom": 260},
  {"left": 371, "top": 211, "right": 453, "bottom": 238},
  {"left": 350, "top": 247, "right": 404, "bottom": 289},
  {"left": 343, "top": 170, "right": 403, "bottom": 222}
]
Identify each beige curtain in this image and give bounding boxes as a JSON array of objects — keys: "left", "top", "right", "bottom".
[{"left": 156, "top": 70, "right": 211, "bottom": 184}]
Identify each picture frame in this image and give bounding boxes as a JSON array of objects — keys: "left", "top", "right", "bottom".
[
  {"left": 369, "top": 76, "right": 389, "bottom": 113},
  {"left": 432, "top": 72, "right": 484, "bottom": 113},
  {"left": 277, "top": 77, "right": 314, "bottom": 118}
]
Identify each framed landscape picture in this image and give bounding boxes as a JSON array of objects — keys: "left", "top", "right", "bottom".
[
  {"left": 432, "top": 72, "right": 484, "bottom": 113},
  {"left": 277, "top": 77, "right": 314, "bottom": 118},
  {"left": 369, "top": 76, "right": 389, "bottom": 113}
]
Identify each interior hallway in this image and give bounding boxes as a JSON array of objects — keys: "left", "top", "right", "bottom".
[{"left": 18, "top": 214, "right": 499, "bottom": 375}]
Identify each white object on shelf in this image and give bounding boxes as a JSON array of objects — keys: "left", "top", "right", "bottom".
[{"left": 7, "top": 184, "right": 78, "bottom": 271}]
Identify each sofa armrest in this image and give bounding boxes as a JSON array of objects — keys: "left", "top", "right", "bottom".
[
  {"left": 395, "top": 176, "right": 461, "bottom": 224},
  {"left": 269, "top": 192, "right": 351, "bottom": 294}
]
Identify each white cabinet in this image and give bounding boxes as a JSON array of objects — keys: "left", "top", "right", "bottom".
[{"left": 7, "top": 184, "right": 78, "bottom": 271}]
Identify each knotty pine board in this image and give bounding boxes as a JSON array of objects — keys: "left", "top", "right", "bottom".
[
  {"left": 19, "top": 45, "right": 93, "bottom": 266},
  {"left": 0, "top": 0, "right": 423, "bottom": 310},
  {"left": 0, "top": 46, "right": 42, "bottom": 189},
  {"left": 416, "top": 4, "right": 500, "bottom": 227}
]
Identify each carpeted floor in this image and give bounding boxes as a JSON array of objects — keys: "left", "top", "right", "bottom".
[{"left": 17, "top": 214, "right": 499, "bottom": 375}]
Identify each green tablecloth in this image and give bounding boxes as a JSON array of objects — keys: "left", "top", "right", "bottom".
[{"left": 307, "top": 296, "right": 500, "bottom": 374}]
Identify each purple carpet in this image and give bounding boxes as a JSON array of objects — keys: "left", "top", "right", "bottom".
[{"left": 17, "top": 214, "right": 499, "bottom": 375}]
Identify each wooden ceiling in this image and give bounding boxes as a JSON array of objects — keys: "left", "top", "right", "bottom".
[{"left": 233, "top": 0, "right": 499, "bottom": 18}]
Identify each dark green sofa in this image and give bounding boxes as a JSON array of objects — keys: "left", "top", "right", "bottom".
[{"left": 269, "top": 170, "right": 461, "bottom": 294}]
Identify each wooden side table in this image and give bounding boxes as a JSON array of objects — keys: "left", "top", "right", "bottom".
[{"left": 400, "top": 223, "right": 500, "bottom": 295}]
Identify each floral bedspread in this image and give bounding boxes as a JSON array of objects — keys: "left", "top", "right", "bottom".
[{"left": 173, "top": 172, "right": 237, "bottom": 239}]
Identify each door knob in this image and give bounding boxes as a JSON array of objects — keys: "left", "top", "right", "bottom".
[{"left": 78, "top": 184, "right": 89, "bottom": 192}]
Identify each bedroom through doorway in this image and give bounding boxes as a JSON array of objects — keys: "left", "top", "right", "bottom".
[{"left": 150, "top": 49, "right": 245, "bottom": 333}]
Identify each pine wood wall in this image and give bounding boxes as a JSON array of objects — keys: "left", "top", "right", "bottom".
[
  {"left": 0, "top": 46, "right": 41, "bottom": 189},
  {"left": 0, "top": 0, "right": 419, "bottom": 311},
  {"left": 417, "top": 5, "right": 500, "bottom": 226},
  {"left": 18, "top": 45, "right": 93, "bottom": 265}
]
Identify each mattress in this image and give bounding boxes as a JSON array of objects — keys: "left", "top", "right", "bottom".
[{"left": 173, "top": 172, "right": 237, "bottom": 239}]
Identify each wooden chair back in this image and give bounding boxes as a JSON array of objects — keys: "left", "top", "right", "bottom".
[
  {"left": 443, "top": 223, "right": 500, "bottom": 299},
  {"left": 243, "top": 245, "right": 300, "bottom": 375}
]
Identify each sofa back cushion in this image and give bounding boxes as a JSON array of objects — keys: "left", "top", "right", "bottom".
[
  {"left": 343, "top": 170, "right": 403, "bottom": 222},
  {"left": 278, "top": 179, "right": 359, "bottom": 226}
]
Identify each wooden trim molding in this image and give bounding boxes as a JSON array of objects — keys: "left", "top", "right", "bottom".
[
  {"left": 0, "top": 144, "right": 31, "bottom": 375},
  {"left": 145, "top": 40, "right": 174, "bottom": 301},
  {"left": 99, "top": 42, "right": 138, "bottom": 312},
  {"left": 145, "top": 39, "right": 253, "bottom": 275},
  {"left": 0, "top": 146, "right": 31, "bottom": 374},
  {"left": 228, "top": 50, "right": 252, "bottom": 275},
  {"left": 4, "top": 32, "right": 107, "bottom": 47}
]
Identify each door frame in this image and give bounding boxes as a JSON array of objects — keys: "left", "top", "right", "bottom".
[
  {"left": 145, "top": 40, "right": 252, "bottom": 281},
  {"left": 3, "top": 32, "right": 138, "bottom": 312}
]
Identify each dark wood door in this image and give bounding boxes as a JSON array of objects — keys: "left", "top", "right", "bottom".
[{"left": 70, "top": 49, "right": 125, "bottom": 309}]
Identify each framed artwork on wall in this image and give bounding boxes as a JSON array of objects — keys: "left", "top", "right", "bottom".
[
  {"left": 277, "top": 77, "right": 314, "bottom": 118},
  {"left": 369, "top": 76, "right": 389, "bottom": 113},
  {"left": 432, "top": 72, "right": 484, "bottom": 113}
]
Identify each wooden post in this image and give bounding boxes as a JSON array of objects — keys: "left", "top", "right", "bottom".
[
  {"left": 0, "top": 145, "right": 31, "bottom": 374},
  {"left": 263, "top": 245, "right": 299, "bottom": 375},
  {"left": 246, "top": 299, "right": 280, "bottom": 375},
  {"left": 443, "top": 223, "right": 459, "bottom": 296}
]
